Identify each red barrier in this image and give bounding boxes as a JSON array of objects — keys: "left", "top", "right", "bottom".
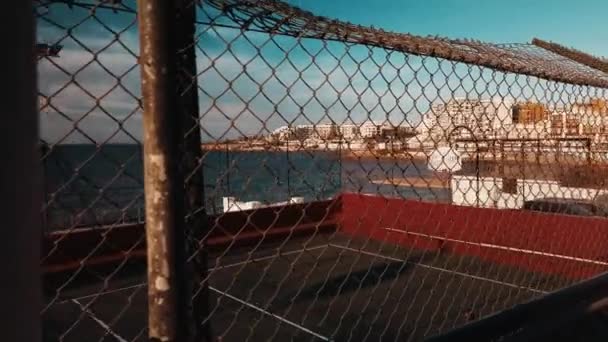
[
  {"left": 45, "top": 193, "right": 608, "bottom": 280},
  {"left": 339, "top": 193, "right": 608, "bottom": 279},
  {"left": 43, "top": 198, "right": 340, "bottom": 275},
  {"left": 42, "top": 223, "right": 146, "bottom": 274}
]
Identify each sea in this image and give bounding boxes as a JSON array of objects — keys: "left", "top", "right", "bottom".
[{"left": 42, "top": 145, "right": 449, "bottom": 230}]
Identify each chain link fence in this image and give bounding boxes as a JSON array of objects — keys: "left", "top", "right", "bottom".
[
  {"left": 37, "top": 0, "right": 608, "bottom": 341},
  {"left": 36, "top": 1, "right": 148, "bottom": 341}
]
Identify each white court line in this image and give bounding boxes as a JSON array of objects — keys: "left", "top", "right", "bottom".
[
  {"left": 328, "top": 243, "right": 547, "bottom": 294},
  {"left": 382, "top": 227, "right": 608, "bottom": 267},
  {"left": 58, "top": 245, "right": 331, "bottom": 304},
  {"left": 209, "top": 244, "right": 329, "bottom": 271},
  {"left": 71, "top": 299, "right": 129, "bottom": 342},
  {"left": 58, "top": 283, "right": 146, "bottom": 304},
  {"left": 209, "top": 286, "right": 330, "bottom": 341}
]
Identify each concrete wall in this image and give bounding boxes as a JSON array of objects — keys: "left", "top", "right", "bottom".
[{"left": 451, "top": 175, "right": 607, "bottom": 209}]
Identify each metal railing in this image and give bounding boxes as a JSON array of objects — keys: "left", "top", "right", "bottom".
[{"left": 36, "top": 0, "right": 608, "bottom": 341}]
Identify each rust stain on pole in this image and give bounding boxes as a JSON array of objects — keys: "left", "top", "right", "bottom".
[{"left": 137, "top": 0, "right": 188, "bottom": 341}]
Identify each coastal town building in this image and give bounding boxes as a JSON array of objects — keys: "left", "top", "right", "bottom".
[
  {"left": 312, "top": 123, "right": 336, "bottom": 139},
  {"left": 408, "top": 97, "right": 608, "bottom": 149},
  {"left": 267, "top": 98, "right": 608, "bottom": 153},
  {"left": 408, "top": 98, "right": 513, "bottom": 149},
  {"left": 512, "top": 102, "right": 549, "bottom": 124},
  {"left": 268, "top": 120, "right": 403, "bottom": 143},
  {"left": 360, "top": 121, "right": 380, "bottom": 138},
  {"left": 339, "top": 124, "right": 359, "bottom": 139}
]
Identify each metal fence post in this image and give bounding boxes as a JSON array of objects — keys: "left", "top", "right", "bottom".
[
  {"left": 137, "top": 1, "right": 189, "bottom": 341},
  {"left": 175, "top": 0, "right": 212, "bottom": 340},
  {"left": 2, "top": 0, "right": 41, "bottom": 341}
]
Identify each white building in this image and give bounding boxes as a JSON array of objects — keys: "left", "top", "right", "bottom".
[
  {"left": 338, "top": 121, "right": 384, "bottom": 139},
  {"left": 339, "top": 124, "right": 359, "bottom": 140},
  {"left": 270, "top": 125, "right": 292, "bottom": 140},
  {"left": 360, "top": 121, "right": 380, "bottom": 138},
  {"left": 269, "top": 121, "right": 409, "bottom": 144},
  {"left": 311, "top": 123, "right": 336, "bottom": 140},
  {"left": 409, "top": 98, "right": 513, "bottom": 149},
  {"left": 269, "top": 124, "right": 336, "bottom": 141}
]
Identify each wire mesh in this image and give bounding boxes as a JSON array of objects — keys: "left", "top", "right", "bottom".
[
  {"left": 192, "top": 1, "right": 608, "bottom": 341},
  {"left": 36, "top": 1, "right": 148, "bottom": 341},
  {"left": 37, "top": 0, "right": 608, "bottom": 341}
]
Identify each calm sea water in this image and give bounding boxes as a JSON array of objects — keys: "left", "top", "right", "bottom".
[{"left": 42, "top": 145, "right": 448, "bottom": 230}]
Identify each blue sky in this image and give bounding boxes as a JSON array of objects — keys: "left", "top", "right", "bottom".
[{"left": 38, "top": 1, "right": 607, "bottom": 143}]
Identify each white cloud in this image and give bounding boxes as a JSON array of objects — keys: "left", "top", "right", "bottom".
[{"left": 38, "top": 27, "right": 142, "bottom": 144}]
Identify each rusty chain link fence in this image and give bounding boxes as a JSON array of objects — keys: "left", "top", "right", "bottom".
[{"left": 37, "top": 0, "right": 608, "bottom": 341}]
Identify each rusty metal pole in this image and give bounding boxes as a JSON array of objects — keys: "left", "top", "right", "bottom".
[
  {"left": 1, "top": 0, "right": 41, "bottom": 341},
  {"left": 137, "top": 1, "right": 189, "bottom": 341},
  {"left": 587, "top": 137, "right": 592, "bottom": 165},
  {"left": 175, "top": 0, "right": 213, "bottom": 340},
  {"left": 500, "top": 140, "right": 505, "bottom": 176}
]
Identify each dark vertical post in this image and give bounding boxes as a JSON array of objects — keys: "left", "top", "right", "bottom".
[
  {"left": 287, "top": 137, "right": 291, "bottom": 196},
  {"left": 500, "top": 140, "right": 505, "bottom": 176},
  {"left": 1, "top": 1, "right": 41, "bottom": 341},
  {"left": 137, "top": 1, "right": 188, "bottom": 341},
  {"left": 475, "top": 141, "right": 480, "bottom": 207},
  {"left": 587, "top": 138, "right": 592, "bottom": 165},
  {"left": 390, "top": 138, "right": 395, "bottom": 194},
  {"left": 338, "top": 137, "right": 342, "bottom": 192},
  {"left": 225, "top": 143, "right": 230, "bottom": 194},
  {"left": 175, "top": 0, "right": 212, "bottom": 340},
  {"left": 41, "top": 143, "right": 49, "bottom": 232}
]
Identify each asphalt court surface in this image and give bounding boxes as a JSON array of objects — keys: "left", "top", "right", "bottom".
[{"left": 44, "top": 233, "right": 568, "bottom": 341}]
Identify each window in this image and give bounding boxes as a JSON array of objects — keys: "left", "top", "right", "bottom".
[{"left": 502, "top": 178, "right": 517, "bottom": 194}]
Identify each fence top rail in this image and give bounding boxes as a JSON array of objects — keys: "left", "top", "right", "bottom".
[
  {"left": 205, "top": 0, "right": 608, "bottom": 89},
  {"left": 532, "top": 38, "right": 608, "bottom": 74},
  {"left": 35, "top": 0, "right": 136, "bottom": 13}
]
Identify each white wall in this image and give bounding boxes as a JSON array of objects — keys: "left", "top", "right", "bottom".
[
  {"left": 223, "top": 197, "right": 264, "bottom": 213},
  {"left": 451, "top": 175, "right": 607, "bottom": 209},
  {"left": 223, "top": 196, "right": 306, "bottom": 213},
  {"left": 450, "top": 176, "right": 504, "bottom": 207}
]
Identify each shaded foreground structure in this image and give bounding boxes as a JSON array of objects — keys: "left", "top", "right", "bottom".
[
  {"left": 33, "top": 0, "right": 608, "bottom": 341},
  {"left": 44, "top": 194, "right": 608, "bottom": 341}
]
